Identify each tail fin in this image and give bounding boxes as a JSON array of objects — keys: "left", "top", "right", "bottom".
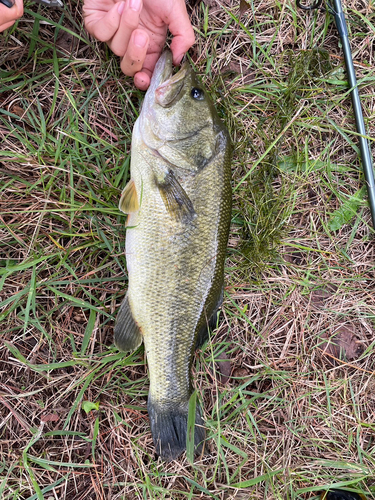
[{"left": 148, "top": 397, "right": 205, "bottom": 461}]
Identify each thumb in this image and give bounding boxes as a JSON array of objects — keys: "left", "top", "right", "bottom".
[
  {"left": 167, "top": 3, "right": 195, "bottom": 65},
  {"left": 0, "top": 0, "right": 23, "bottom": 26},
  {"left": 83, "top": 1, "right": 123, "bottom": 42}
]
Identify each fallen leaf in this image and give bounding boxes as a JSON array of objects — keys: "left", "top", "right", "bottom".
[
  {"left": 222, "top": 61, "right": 255, "bottom": 84},
  {"left": 74, "top": 313, "right": 85, "bottom": 323},
  {"left": 10, "top": 104, "right": 25, "bottom": 119},
  {"left": 308, "top": 187, "right": 318, "bottom": 204},
  {"left": 55, "top": 30, "right": 79, "bottom": 57},
  {"left": 310, "top": 284, "right": 338, "bottom": 308},
  {"left": 240, "top": 0, "right": 250, "bottom": 16},
  {"left": 232, "top": 367, "right": 249, "bottom": 379},
  {"left": 283, "top": 247, "right": 305, "bottom": 265},
  {"left": 202, "top": 0, "right": 232, "bottom": 8},
  {"left": 321, "top": 324, "right": 365, "bottom": 365},
  {"left": 41, "top": 413, "right": 59, "bottom": 423},
  {"left": 216, "top": 351, "right": 231, "bottom": 384}
]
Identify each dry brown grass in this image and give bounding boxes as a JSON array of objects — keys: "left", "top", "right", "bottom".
[{"left": 1, "top": 0, "right": 375, "bottom": 498}]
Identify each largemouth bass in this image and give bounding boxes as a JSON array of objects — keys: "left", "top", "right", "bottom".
[{"left": 115, "top": 50, "right": 232, "bottom": 461}]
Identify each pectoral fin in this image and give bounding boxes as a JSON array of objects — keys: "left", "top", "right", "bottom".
[
  {"left": 156, "top": 170, "right": 196, "bottom": 223},
  {"left": 114, "top": 294, "right": 143, "bottom": 352},
  {"left": 119, "top": 179, "right": 139, "bottom": 214}
]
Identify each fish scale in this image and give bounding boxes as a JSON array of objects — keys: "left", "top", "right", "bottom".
[{"left": 115, "top": 50, "right": 232, "bottom": 461}]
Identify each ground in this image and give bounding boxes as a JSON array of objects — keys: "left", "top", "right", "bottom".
[{"left": 0, "top": 0, "right": 374, "bottom": 499}]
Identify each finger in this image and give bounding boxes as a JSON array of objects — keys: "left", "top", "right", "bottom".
[
  {"left": 120, "top": 28, "right": 149, "bottom": 77},
  {"left": 14, "top": 0, "right": 23, "bottom": 15},
  {"left": 0, "top": 20, "right": 15, "bottom": 32},
  {"left": 134, "top": 71, "right": 150, "bottom": 91},
  {"left": 132, "top": 48, "right": 161, "bottom": 90},
  {"left": 109, "top": 0, "right": 143, "bottom": 57},
  {"left": 0, "top": 0, "right": 23, "bottom": 28},
  {"left": 168, "top": 3, "right": 195, "bottom": 65},
  {"left": 84, "top": 1, "right": 123, "bottom": 42}
]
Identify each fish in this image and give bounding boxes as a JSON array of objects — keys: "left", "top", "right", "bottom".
[{"left": 114, "top": 50, "right": 232, "bottom": 461}]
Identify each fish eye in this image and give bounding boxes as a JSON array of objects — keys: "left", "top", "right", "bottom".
[{"left": 191, "top": 87, "right": 204, "bottom": 100}]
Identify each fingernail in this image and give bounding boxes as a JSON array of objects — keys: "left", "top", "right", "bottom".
[
  {"left": 129, "top": 0, "right": 141, "bottom": 11},
  {"left": 117, "top": 1, "right": 125, "bottom": 14},
  {"left": 134, "top": 31, "right": 148, "bottom": 48},
  {"left": 174, "top": 53, "right": 184, "bottom": 65}
]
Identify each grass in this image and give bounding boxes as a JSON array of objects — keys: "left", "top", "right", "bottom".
[{"left": 1, "top": 0, "right": 375, "bottom": 498}]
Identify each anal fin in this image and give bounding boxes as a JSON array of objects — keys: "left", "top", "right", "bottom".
[
  {"left": 114, "top": 294, "right": 143, "bottom": 352},
  {"left": 196, "top": 286, "right": 224, "bottom": 349}
]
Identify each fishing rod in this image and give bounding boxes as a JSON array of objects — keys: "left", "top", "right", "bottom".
[{"left": 297, "top": 0, "right": 375, "bottom": 230}]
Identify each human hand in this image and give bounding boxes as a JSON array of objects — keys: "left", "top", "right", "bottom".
[
  {"left": 0, "top": 0, "right": 23, "bottom": 32},
  {"left": 83, "top": 0, "right": 195, "bottom": 90}
]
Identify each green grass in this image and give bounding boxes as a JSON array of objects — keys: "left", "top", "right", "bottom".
[{"left": 1, "top": 0, "right": 375, "bottom": 498}]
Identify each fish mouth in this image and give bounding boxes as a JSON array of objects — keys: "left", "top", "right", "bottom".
[
  {"left": 151, "top": 50, "right": 174, "bottom": 88},
  {"left": 152, "top": 51, "right": 190, "bottom": 107}
]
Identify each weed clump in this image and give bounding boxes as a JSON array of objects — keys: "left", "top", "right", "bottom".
[
  {"left": 281, "top": 48, "right": 332, "bottom": 126},
  {"left": 238, "top": 48, "right": 332, "bottom": 276}
]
